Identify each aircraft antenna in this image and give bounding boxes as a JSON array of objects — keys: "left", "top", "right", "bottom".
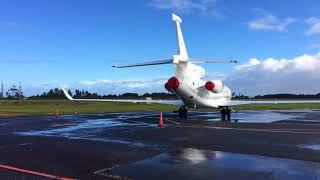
[{"left": 0, "top": 81, "right": 3, "bottom": 99}]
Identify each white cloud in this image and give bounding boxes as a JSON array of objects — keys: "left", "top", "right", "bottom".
[
  {"left": 234, "top": 58, "right": 260, "bottom": 70},
  {"left": 148, "top": 0, "right": 221, "bottom": 17},
  {"left": 204, "top": 72, "right": 228, "bottom": 81},
  {"left": 305, "top": 17, "right": 320, "bottom": 36},
  {"left": 79, "top": 80, "right": 111, "bottom": 86},
  {"left": 77, "top": 78, "right": 168, "bottom": 94},
  {"left": 19, "top": 78, "right": 169, "bottom": 96},
  {"left": 19, "top": 81, "right": 70, "bottom": 96},
  {"left": 226, "top": 53, "right": 320, "bottom": 96},
  {"left": 79, "top": 78, "right": 166, "bottom": 88},
  {"left": 248, "top": 10, "right": 296, "bottom": 31},
  {"left": 15, "top": 52, "right": 320, "bottom": 97}
]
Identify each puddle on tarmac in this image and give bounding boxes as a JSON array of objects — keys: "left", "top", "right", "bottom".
[
  {"left": 108, "top": 148, "right": 320, "bottom": 180},
  {"left": 187, "top": 110, "right": 300, "bottom": 123},
  {"left": 17, "top": 143, "right": 32, "bottom": 146},
  {"left": 62, "top": 110, "right": 312, "bottom": 124},
  {"left": 15, "top": 118, "right": 157, "bottom": 148},
  {"left": 68, "top": 136, "right": 159, "bottom": 148},
  {"left": 16, "top": 119, "right": 137, "bottom": 136},
  {"left": 299, "top": 144, "right": 320, "bottom": 151},
  {"left": 231, "top": 111, "right": 298, "bottom": 123}
]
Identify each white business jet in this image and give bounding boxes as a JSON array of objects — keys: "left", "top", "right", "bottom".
[{"left": 62, "top": 14, "right": 320, "bottom": 120}]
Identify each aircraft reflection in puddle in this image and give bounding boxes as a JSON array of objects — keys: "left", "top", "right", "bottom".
[{"left": 109, "top": 148, "right": 320, "bottom": 180}]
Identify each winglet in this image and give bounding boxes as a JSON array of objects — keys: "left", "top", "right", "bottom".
[
  {"left": 62, "top": 88, "right": 74, "bottom": 100},
  {"left": 172, "top": 13, "right": 182, "bottom": 23}
]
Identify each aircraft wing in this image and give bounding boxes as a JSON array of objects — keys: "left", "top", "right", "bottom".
[
  {"left": 218, "top": 100, "right": 320, "bottom": 106},
  {"left": 62, "top": 88, "right": 183, "bottom": 106}
]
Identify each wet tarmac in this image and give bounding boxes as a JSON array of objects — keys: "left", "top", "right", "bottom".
[
  {"left": 109, "top": 148, "right": 320, "bottom": 180},
  {"left": 0, "top": 110, "right": 320, "bottom": 179}
]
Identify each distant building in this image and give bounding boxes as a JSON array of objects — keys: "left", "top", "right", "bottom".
[{"left": 146, "top": 97, "right": 152, "bottom": 104}]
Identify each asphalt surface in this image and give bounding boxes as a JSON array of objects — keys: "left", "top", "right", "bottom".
[{"left": 0, "top": 110, "right": 320, "bottom": 179}]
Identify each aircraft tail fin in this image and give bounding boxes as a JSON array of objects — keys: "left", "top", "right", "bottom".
[
  {"left": 112, "top": 14, "right": 237, "bottom": 69},
  {"left": 172, "top": 14, "right": 188, "bottom": 61}
]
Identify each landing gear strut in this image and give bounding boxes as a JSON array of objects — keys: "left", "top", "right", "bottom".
[
  {"left": 219, "top": 106, "right": 231, "bottom": 121},
  {"left": 178, "top": 105, "right": 188, "bottom": 119}
]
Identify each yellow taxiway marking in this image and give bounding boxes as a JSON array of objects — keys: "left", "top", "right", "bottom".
[{"left": 94, "top": 164, "right": 131, "bottom": 180}]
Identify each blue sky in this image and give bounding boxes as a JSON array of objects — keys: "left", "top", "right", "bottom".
[{"left": 1, "top": 0, "right": 320, "bottom": 96}]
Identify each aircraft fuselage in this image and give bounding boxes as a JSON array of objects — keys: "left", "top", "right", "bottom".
[{"left": 167, "top": 61, "right": 232, "bottom": 109}]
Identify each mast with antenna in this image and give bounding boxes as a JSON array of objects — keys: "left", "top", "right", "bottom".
[{"left": 0, "top": 81, "right": 3, "bottom": 99}]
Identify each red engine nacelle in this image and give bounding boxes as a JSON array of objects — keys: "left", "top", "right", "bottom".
[
  {"left": 165, "top": 77, "right": 180, "bottom": 92},
  {"left": 204, "top": 80, "right": 224, "bottom": 93},
  {"left": 205, "top": 81, "right": 215, "bottom": 90}
]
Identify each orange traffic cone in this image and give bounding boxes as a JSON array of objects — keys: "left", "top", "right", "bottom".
[
  {"left": 159, "top": 112, "right": 164, "bottom": 128},
  {"left": 55, "top": 106, "right": 59, "bottom": 117}
]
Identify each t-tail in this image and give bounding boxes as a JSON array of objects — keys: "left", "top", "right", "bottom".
[
  {"left": 172, "top": 13, "right": 188, "bottom": 63},
  {"left": 112, "top": 14, "right": 237, "bottom": 68}
]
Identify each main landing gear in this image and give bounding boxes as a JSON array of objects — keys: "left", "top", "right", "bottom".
[
  {"left": 178, "top": 105, "right": 188, "bottom": 119},
  {"left": 175, "top": 106, "right": 235, "bottom": 122},
  {"left": 219, "top": 106, "right": 232, "bottom": 121}
]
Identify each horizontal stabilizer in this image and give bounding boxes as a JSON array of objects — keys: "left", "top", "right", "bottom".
[
  {"left": 189, "top": 59, "right": 238, "bottom": 63},
  {"left": 112, "top": 59, "right": 173, "bottom": 68}
]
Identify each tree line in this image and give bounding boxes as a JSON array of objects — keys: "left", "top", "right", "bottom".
[
  {"left": 232, "top": 92, "right": 320, "bottom": 99},
  {"left": 28, "top": 88, "right": 178, "bottom": 100},
  {"left": 2, "top": 88, "right": 320, "bottom": 100}
]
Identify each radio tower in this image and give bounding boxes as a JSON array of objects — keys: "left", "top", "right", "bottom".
[
  {"left": 19, "top": 81, "right": 22, "bottom": 101},
  {"left": 1, "top": 81, "right": 3, "bottom": 99}
]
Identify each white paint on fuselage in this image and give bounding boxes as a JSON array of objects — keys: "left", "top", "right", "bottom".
[{"left": 174, "top": 61, "right": 232, "bottom": 109}]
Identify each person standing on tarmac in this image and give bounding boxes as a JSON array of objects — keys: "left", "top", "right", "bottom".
[
  {"left": 182, "top": 105, "right": 188, "bottom": 119},
  {"left": 178, "top": 106, "right": 183, "bottom": 119},
  {"left": 226, "top": 107, "right": 231, "bottom": 121}
]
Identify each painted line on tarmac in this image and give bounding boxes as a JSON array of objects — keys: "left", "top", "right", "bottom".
[
  {"left": 273, "top": 122, "right": 320, "bottom": 126},
  {"left": 164, "top": 119, "right": 182, "bottom": 125},
  {"left": 119, "top": 119, "right": 153, "bottom": 125},
  {"left": 184, "top": 124, "right": 320, "bottom": 135},
  {"left": 51, "top": 123, "right": 79, "bottom": 127},
  {"left": 0, "top": 164, "right": 76, "bottom": 180},
  {"left": 122, "top": 118, "right": 182, "bottom": 126}
]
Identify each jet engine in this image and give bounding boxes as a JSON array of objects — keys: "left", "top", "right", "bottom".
[
  {"left": 204, "top": 80, "right": 224, "bottom": 93},
  {"left": 165, "top": 76, "right": 180, "bottom": 92}
]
